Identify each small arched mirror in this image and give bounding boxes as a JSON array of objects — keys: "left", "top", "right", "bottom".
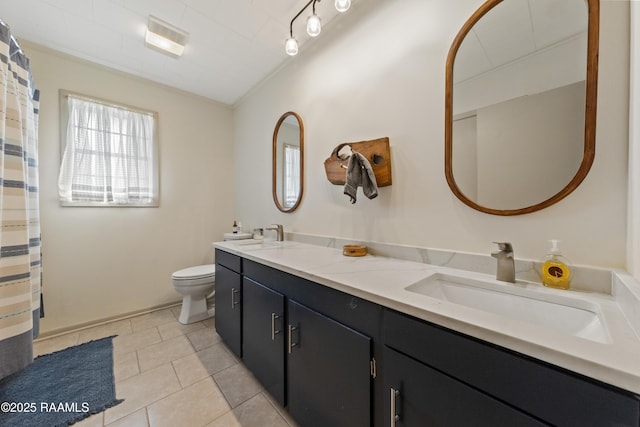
[
  {"left": 273, "top": 111, "right": 304, "bottom": 212},
  {"left": 445, "top": 0, "right": 599, "bottom": 215}
]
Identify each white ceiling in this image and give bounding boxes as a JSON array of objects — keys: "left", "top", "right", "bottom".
[{"left": 2, "top": 0, "right": 358, "bottom": 105}]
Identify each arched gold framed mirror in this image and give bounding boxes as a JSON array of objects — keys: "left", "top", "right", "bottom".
[
  {"left": 273, "top": 111, "right": 304, "bottom": 212},
  {"left": 445, "top": 0, "right": 599, "bottom": 215}
]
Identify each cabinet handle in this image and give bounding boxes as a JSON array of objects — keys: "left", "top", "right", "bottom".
[
  {"left": 271, "top": 313, "right": 281, "bottom": 341},
  {"left": 288, "top": 324, "right": 298, "bottom": 354},
  {"left": 390, "top": 388, "right": 400, "bottom": 427},
  {"left": 231, "top": 288, "right": 240, "bottom": 308}
]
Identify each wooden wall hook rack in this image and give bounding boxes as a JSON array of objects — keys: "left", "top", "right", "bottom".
[{"left": 323, "top": 137, "right": 392, "bottom": 187}]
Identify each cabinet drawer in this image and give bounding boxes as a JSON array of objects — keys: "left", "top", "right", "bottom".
[
  {"left": 243, "top": 258, "right": 381, "bottom": 339},
  {"left": 384, "top": 308, "right": 640, "bottom": 427},
  {"left": 215, "top": 249, "right": 242, "bottom": 273}
]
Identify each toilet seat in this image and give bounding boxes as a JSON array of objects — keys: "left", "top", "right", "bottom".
[
  {"left": 172, "top": 265, "right": 215, "bottom": 288},
  {"left": 172, "top": 264, "right": 215, "bottom": 280}
]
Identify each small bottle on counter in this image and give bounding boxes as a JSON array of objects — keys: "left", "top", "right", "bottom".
[
  {"left": 232, "top": 220, "right": 238, "bottom": 234},
  {"left": 541, "top": 240, "right": 572, "bottom": 290}
]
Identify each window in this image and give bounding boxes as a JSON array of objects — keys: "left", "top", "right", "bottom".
[
  {"left": 58, "top": 91, "right": 159, "bottom": 206},
  {"left": 283, "top": 143, "right": 300, "bottom": 208}
]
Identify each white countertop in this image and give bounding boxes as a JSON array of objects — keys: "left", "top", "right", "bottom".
[{"left": 213, "top": 239, "right": 640, "bottom": 395}]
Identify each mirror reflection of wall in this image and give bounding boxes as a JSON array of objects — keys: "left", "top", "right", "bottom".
[
  {"left": 454, "top": 81, "right": 585, "bottom": 209},
  {"left": 273, "top": 112, "right": 304, "bottom": 212}
]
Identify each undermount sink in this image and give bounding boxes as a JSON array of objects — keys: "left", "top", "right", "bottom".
[{"left": 405, "top": 273, "right": 610, "bottom": 344}]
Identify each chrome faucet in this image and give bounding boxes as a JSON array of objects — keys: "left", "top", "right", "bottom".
[
  {"left": 265, "top": 224, "right": 284, "bottom": 241},
  {"left": 491, "top": 242, "right": 515, "bottom": 283}
]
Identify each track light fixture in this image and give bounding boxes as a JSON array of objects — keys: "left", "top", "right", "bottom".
[
  {"left": 306, "top": 7, "right": 322, "bottom": 38},
  {"left": 285, "top": 0, "right": 351, "bottom": 56},
  {"left": 285, "top": 36, "right": 299, "bottom": 56},
  {"left": 335, "top": 0, "right": 351, "bottom": 13}
]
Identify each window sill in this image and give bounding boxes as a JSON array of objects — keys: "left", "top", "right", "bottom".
[{"left": 59, "top": 201, "right": 159, "bottom": 208}]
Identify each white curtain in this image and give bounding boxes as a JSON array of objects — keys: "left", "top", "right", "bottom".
[
  {"left": 284, "top": 144, "right": 300, "bottom": 208},
  {"left": 629, "top": 1, "right": 640, "bottom": 279},
  {"left": 58, "top": 96, "right": 155, "bottom": 204},
  {"left": 0, "top": 21, "right": 41, "bottom": 379}
]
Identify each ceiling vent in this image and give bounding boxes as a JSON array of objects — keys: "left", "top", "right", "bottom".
[{"left": 145, "top": 15, "right": 189, "bottom": 58}]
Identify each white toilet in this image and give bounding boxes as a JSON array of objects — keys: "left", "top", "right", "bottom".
[{"left": 172, "top": 264, "right": 216, "bottom": 325}]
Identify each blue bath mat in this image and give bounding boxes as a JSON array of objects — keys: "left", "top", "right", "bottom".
[{"left": 0, "top": 336, "right": 123, "bottom": 426}]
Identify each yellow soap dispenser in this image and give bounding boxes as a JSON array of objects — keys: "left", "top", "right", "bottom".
[{"left": 541, "top": 240, "right": 572, "bottom": 290}]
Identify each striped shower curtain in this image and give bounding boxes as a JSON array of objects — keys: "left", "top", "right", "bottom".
[{"left": 0, "top": 21, "right": 41, "bottom": 379}]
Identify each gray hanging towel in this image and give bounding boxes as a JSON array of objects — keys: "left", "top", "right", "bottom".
[{"left": 344, "top": 152, "right": 378, "bottom": 204}]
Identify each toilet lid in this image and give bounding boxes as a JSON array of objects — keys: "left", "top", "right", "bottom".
[{"left": 172, "top": 264, "right": 215, "bottom": 280}]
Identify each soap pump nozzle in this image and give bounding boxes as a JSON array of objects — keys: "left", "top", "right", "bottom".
[{"left": 548, "top": 239, "right": 561, "bottom": 254}]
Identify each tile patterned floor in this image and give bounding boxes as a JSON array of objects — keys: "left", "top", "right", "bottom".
[{"left": 33, "top": 307, "right": 299, "bottom": 427}]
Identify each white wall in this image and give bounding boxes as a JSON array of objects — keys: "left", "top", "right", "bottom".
[
  {"left": 26, "top": 43, "right": 235, "bottom": 334},
  {"left": 233, "top": 0, "right": 630, "bottom": 269},
  {"left": 475, "top": 82, "right": 585, "bottom": 209},
  {"left": 629, "top": 1, "right": 640, "bottom": 279},
  {"left": 452, "top": 115, "right": 478, "bottom": 201}
]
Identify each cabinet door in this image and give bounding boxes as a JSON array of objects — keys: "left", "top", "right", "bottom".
[
  {"left": 384, "top": 347, "right": 547, "bottom": 427},
  {"left": 242, "top": 278, "right": 286, "bottom": 406},
  {"left": 215, "top": 264, "right": 242, "bottom": 357},
  {"left": 287, "top": 299, "right": 371, "bottom": 427}
]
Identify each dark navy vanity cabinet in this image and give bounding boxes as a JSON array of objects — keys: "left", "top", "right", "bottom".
[
  {"left": 214, "top": 250, "right": 242, "bottom": 358},
  {"left": 215, "top": 248, "right": 640, "bottom": 427},
  {"left": 215, "top": 249, "right": 381, "bottom": 427},
  {"left": 383, "top": 309, "right": 640, "bottom": 427}
]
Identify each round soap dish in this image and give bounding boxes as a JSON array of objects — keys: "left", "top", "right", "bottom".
[{"left": 343, "top": 245, "right": 367, "bottom": 257}]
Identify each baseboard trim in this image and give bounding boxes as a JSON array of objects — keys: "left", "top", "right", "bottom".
[{"left": 35, "top": 300, "right": 183, "bottom": 341}]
